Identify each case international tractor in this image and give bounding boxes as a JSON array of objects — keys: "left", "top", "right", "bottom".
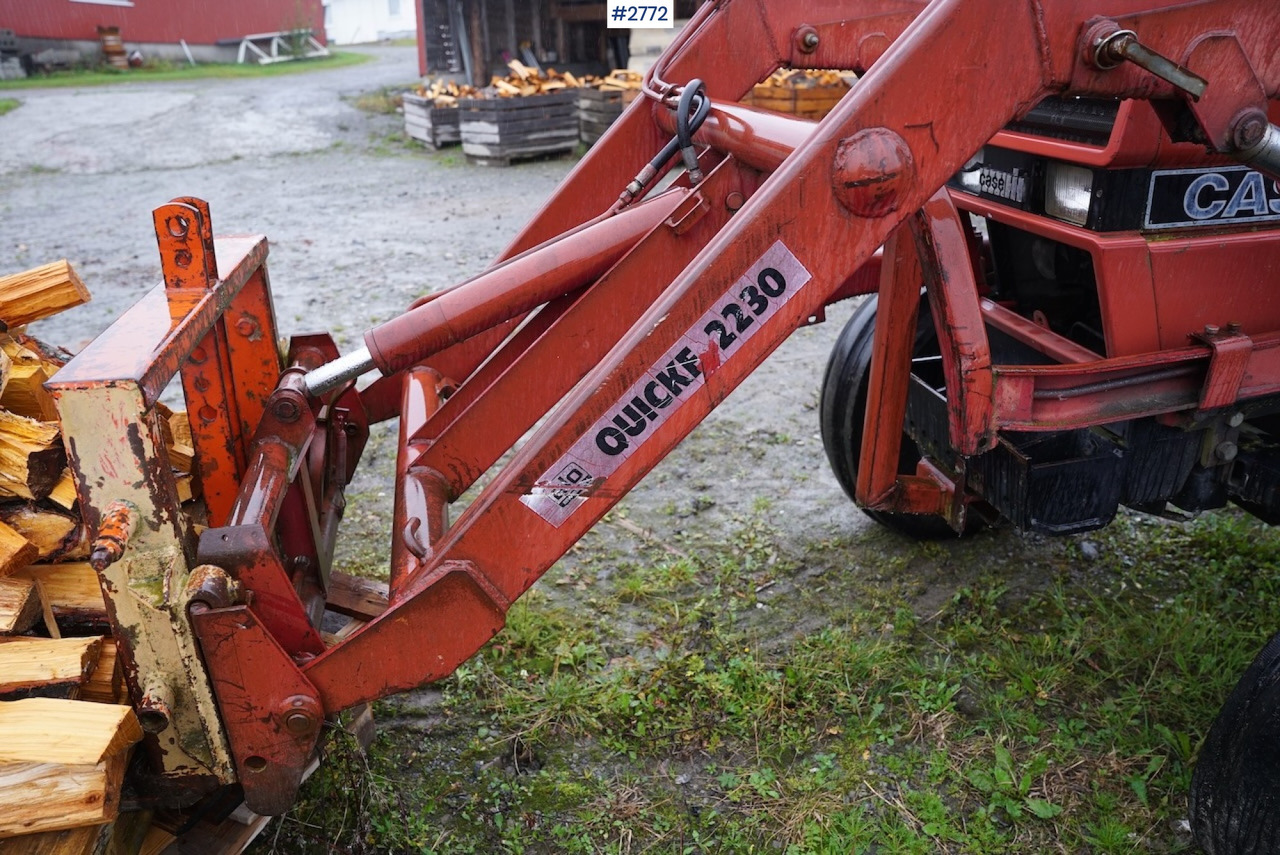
[{"left": 19, "top": 0, "right": 1280, "bottom": 850}]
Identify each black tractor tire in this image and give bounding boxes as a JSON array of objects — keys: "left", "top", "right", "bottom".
[
  {"left": 819, "top": 295, "right": 975, "bottom": 540},
  {"left": 1190, "top": 629, "right": 1280, "bottom": 854}
]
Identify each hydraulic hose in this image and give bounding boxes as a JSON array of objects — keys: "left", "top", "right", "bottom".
[{"left": 615, "top": 78, "right": 711, "bottom": 209}]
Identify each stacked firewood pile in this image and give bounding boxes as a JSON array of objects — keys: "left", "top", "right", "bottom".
[
  {"left": 582, "top": 68, "right": 644, "bottom": 95},
  {"left": 411, "top": 77, "right": 482, "bottom": 107},
  {"left": 484, "top": 60, "right": 585, "bottom": 97},
  {"left": 0, "top": 260, "right": 198, "bottom": 853},
  {"left": 745, "top": 68, "right": 857, "bottom": 119},
  {"left": 410, "top": 65, "right": 647, "bottom": 160}
]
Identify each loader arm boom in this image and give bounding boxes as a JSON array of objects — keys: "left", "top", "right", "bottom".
[{"left": 54, "top": 0, "right": 1280, "bottom": 817}]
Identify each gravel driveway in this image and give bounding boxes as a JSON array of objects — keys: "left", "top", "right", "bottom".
[
  {"left": 0, "top": 46, "right": 568, "bottom": 349},
  {"left": 0, "top": 42, "right": 876, "bottom": 576}
]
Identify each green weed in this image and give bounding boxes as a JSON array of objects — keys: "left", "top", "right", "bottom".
[
  {"left": 1, "top": 51, "right": 371, "bottom": 89},
  {"left": 254, "top": 508, "right": 1280, "bottom": 853}
]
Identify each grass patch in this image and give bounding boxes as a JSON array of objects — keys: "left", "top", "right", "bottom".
[
  {"left": 0, "top": 98, "right": 18, "bottom": 116},
  {"left": 0, "top": 51, "right": 371, "bottom": 89},
  {"left": 254, "top": 509, "right": 1280, "bottom": 853},
  {"left": 351, "top": 87, "right": 405, "bottom": 114}
]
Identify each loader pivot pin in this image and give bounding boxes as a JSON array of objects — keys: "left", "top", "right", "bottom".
[
  {"left": 1090, "top": 26, "right": 1207, "bottom": 99},
  {"left": 303, "top": 345, "right": 376, "bottom": 397}
]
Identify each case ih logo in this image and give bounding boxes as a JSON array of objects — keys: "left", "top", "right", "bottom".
[{"left": 1145, "top": 166, "right": 1280, "bottom": 230}]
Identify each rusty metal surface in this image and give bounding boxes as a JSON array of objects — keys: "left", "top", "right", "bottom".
[
  {"left": 52, "top": 381, "right": 233, "bottom": 790},
  {"left": 913, "top": 191, "right": 997, "bottom": 457},
  {"left": 856, "top": 226, "right": 929, "bottom": 509},
  {"left": 89, "top": 499, "right": 141, "bottom": 572},
  {"left": 391, "top": 366, "right": 447, "bottom": 599},
  {"left": 49, "top": 199, "right": 286, "bottom": 797},
  {"left": 188, "top": 602, "right": 323, "bottom": 815}
]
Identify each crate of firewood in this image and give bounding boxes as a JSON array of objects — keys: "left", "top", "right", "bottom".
[
  {"left": 405, "top": 78, "right": 481, "bottom": 149},
  {"left": 457, "top": 61, "right": 585, "bottom": 165},
  {"left": 459, "top": 90, "right": 579, "bottom": 166},
  {"left": 744, "top": 69, "right": 855, "bottom": 119},
  {"left": 578, "top": 70, "right": 643, "bottom": 145},
  {"left": 403, "top": 94, "right": 461, "bottom": 148}
]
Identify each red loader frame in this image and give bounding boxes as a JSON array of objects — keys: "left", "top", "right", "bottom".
[{"left": 48, "top": 0, "right": 1280, "bottom": 823}]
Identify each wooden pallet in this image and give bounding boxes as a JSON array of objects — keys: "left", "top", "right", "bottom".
[
  {"left": 578, "top": 87, "right": 639, "bottom": 146},
  {"left": 459, "top": 91, "right": 579, "bottom": 166},
  {"left": 402, "top": 94, "right": 461, "bottom": 149}
]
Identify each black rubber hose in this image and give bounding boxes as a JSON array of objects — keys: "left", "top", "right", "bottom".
[
  {"left": 615, "top": 79, "right": 712, "bottom": 209},
  {"left": 649, "top": 79, "right": 709, "bottom": 177},
  {"left": 675, "top": 78, "right": 708, "bottom": 181}
]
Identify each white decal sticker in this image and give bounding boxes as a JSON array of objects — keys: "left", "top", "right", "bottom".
[{"left": 521, "top": 240, "right": 812, "bottom": 526}]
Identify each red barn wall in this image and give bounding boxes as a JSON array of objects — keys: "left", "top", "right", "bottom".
[{"left": 0, "top": 0, "right": 326, "bottom": 47}]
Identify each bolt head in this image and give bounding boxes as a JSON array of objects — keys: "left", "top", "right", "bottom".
[
  {"left": 235, "top": 317, "right": 259, "bottom": 337},
  {"left": 283, "top": 711, "right": 315, "bottom": 736},
  {"left": 833, "top": 128, "right": 914, "bottom": 218},
  {"left": 1233, "top": 110, "right": 1268, "bottom": 151},
  {"left": 1204, "top": 324, "right": 1220, "bottom": 336},
  {"left": 272, "top": 397, "right": 302, "bottom": 423}
]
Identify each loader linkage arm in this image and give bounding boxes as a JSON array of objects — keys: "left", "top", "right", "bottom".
[{"left": 52, "top": 0, "right": 1280, "bottom": 816}]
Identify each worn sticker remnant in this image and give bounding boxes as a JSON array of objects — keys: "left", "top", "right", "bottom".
[{"left": 521, "top": 240, "right": 812, "bottom": 526}]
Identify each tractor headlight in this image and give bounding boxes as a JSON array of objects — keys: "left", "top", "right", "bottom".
[
  {"left": 956, "top": 150, "right": 984, "bottom": 194},
  {"left": 1044, "top": 162, "right": 1094, "bottom": 226}
]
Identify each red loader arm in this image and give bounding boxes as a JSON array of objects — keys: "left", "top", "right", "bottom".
[{"left": 50, "top": 0, "right": 1280, "bottom": 818}]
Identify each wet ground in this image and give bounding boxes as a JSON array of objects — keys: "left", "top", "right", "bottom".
[{"left": 0, "top": 43, "right": 881, "bottom": 575}]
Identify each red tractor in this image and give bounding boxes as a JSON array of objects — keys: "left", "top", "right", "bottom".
[{"left": 36, "top": 0, "right": 1280, "bottom": 850}]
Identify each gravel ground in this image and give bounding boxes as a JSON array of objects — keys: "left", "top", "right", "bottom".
[
  {"left": 0, "top": 46, "right": 571, "bottom": 354},
  {"left": 0, "top": 43, "right": 877, "bottom": 575}
]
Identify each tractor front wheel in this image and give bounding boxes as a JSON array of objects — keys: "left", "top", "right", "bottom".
[{"left": 819, "top": 295, "right": 976, "bottom": 539}]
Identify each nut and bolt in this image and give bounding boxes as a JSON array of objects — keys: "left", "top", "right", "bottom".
[
  {"left": 795, "top": 26, "right": 820, "bottom": 54},
  {"left": 272, "top": 396, "right": 302, "bottom": 423},
  {"left": 1229, "top": 411, "right": 1245, "bottom": 428},
  {"left": 1204, "top": 324, "right": 1220, "bottom": 336},
  {"left": 1216, "top": 441, "right": 1239, "bottom": 462}
]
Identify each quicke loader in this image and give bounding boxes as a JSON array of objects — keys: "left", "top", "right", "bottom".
[{"left": 35, "top": 0, "right": 1280, "bottom": 850}]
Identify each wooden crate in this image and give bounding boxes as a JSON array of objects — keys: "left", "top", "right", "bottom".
[
  {"left": 402, "top": 93, "right": 461, "bottom": 149},
  {"left": 578, "top": 87, "right": 640, "bottom": 146},
  {"left": 458, "top": 90, "right": 579, "bottom": 166},
  {"left": 746, "top": 82, "right": 850, "bottom": 120}
]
